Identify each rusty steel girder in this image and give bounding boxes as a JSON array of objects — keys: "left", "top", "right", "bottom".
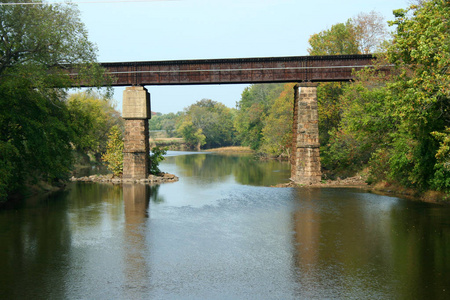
[{"left": 73, "top": 54, "right": 382, "bottom": 86}]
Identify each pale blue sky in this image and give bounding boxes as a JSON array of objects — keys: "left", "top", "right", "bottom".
[{"left": 70, "top": 0, "right": 409, "bottom": 113}]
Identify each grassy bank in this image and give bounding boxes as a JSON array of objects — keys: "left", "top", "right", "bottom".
[
  {"left": 205, "top": 146, "right": 254, "bottom": 154},
  {"left": 150, "top": 138, "right": 186, "bottom": 150}
]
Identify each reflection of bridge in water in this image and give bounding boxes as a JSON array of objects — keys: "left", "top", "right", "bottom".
[{"left": 88, "top": 54, "right": 383, "bottom": 184}]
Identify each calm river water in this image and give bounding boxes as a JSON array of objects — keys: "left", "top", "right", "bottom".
[{"left": 1, "top": 151, "right": 450, "bottom": 299}]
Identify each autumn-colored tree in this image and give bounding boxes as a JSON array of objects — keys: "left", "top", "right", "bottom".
[
  {"left": 308, "top": 12, "right": 389, "bottom": 173},
  {"left": 101, "top": 125, "right": 124, "bottom": 176},
  {"left": 67, "top": 92, "right": 123, "bottom": 162},
  {"left": 260, "top": 83, "right": 295, "bottom": 158},
  {"left": 353, "top": 11, "right": 389, "bottom": 54}
]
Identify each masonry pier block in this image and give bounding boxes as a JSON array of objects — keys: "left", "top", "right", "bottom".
[
  {"left": 122, "top": 86, "right": 150, "bottom": 179},
  {"left": 291, "top": 83, "right": 322, "bottom": 185}
]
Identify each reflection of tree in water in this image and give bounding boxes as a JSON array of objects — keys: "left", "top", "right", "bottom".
[
  {"left": 66, "top": 182, "right": 123, "bottom": 224},
  {"left": 387, "top": 202, "right": 450, "bottom": 299},
  {"left": 174, "top": 153, "right": 290, "bottom": 186},
  {"left": 233, "top": 156, "right": 291, "bottom": 186},
  {"left": 149, "top": 184, "right": 164, "bottom": 203},
  {"left": 175, "top": 154, "right": 236, "bottom": 181},
  {"left": 290, "top": 189, "right": 450, "bottom": 298},
  {"left": 0, "top": 190, "right": 72, "bottom": 298}
]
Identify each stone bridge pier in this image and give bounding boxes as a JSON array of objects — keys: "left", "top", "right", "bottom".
[
  {"left": 120, "top": 84, "right": 321, "bottom": 184},
  {"left": 291, "top": 83, "right": 322, "bottom": 185},
  {"left": 122, "top": 86, "right": 151, "bottom": 179}
]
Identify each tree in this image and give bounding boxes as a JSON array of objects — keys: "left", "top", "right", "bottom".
[
  {"left": 0, "top": 1, "right": 105, "bottom": 201},
  {"left": 352, "top": 11, "right": 389, "bottom": 54},
  {"left": 149, "top": 146, "right": 168, "bottom": 175},
  {"left": 234, "top": 84, "right": 284, "bottom": 150},
  {"left": 385, "top": 0, "right": 450, "bottom": 191},
  {"left": 308, "top": 21, "right": 359, "bottom": 56},
  {"left": 260, "top": 83, "right": 295, "bottom": 158},
  {"left": 322, "top": 69, "right": 394, "bottom": 176},
  {"left": 177, "top": 120, "right": 206, "bottom": 150},
  {"left": 308, "top": 21, "right": 359, "bottom": 158},
  {"left": 322, "top": 1, "right": 450, "bottom": 194},
  {"left": 149, "top": 112, "right": 180, "bottom": 138},
  {"left": 177, "top": 99, "right": 235, "bottom": 149},
  {"left": 101, "top": 125, "right": 124, "bottom": 176},
  {"left": 307, "top": 13, "right": 389, "bottom": 174},
  {"left": 308, "top": 12, "right": 388, "bottom": 56},
  {"left": 67, "top": 92, "right": 122, "bottom": 162}
]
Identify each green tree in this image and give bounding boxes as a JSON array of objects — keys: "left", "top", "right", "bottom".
[
  {"left": 307, "top": 13, "right": 389, "bottom": 175},
  {"left": 149, "top": 146, "right": 168, "bottom": 175},
  {"left": 177, "top": 99, "right": 235, "bottom": 149},
  {"left": 308, "top": 22, "right": 359, "bottom": 160},
  {"left": 67, "top": 92, "right": 123, "bottom": 162},
  {"left": 260, "top": 83, "right": 295, "bottom": 158},
  {"left": 101, "top": 125, "right": 124, "bottom": 176},
  {"left": 0, "top": 1, "right": 105, "bottom": 201},
  {"left": 149, "top": 112, "right": 180, "bottom": 138},
  {"left": 177, "top": 120, "right": 206, "bottom": 150},
  {"left": 234, "top": 84, "right": 284, "bottom": 150},
  {"left": 323, "top": 68, "right": 394, "bottom": 176},
  {"left": 308, "top": 21, "right": 359, "bottom": 56},
  {"left": 323, "top": 1, "right": 450, "bottom": 194},
  {"left": 384, "top": 0, "right": 450, "bottom": 191}
]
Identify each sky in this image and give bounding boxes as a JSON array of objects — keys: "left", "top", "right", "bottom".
[{"left": 66, "top": 0, "right": 409, "bottom": 114}]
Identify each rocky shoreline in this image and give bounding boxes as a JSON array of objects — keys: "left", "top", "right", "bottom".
[
  {"left": 274, "top": 176, "right": 368, "bottom": 188},
  {"left": 70, "top": 173, "right": 179, "bottom": 184}
]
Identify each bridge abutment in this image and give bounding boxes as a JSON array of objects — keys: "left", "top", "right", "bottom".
[
  {"left": 122, "top": 86, "right": 151, "bottom": 179},
  {"left": 291, "top": 83, "right": 322, "bottom": 185}
]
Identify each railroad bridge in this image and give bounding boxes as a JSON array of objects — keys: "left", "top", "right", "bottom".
[{"left": 96, "top": 54, "right": 378, "bottom": 184}]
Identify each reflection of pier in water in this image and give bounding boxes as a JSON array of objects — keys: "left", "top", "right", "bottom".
[{"left": 123, "top": 184, "right": 151, "bottom": 296}]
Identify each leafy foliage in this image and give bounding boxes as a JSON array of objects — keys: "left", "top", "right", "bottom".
[
  {"left": 149, "top": 112, "right": 180, "bottom": 137},
  {"left": 384, "top": 0, "right": 450, "bottom": 191},
  {"left": 322, "top": 1, "right": 450, "bottom": 194},
  {"left": 308, "top": 21, "right": 360, "bottom": 56},
  {"left": 101, "top": 126, "right": 124, "bottom": 176},
  {"left": 177, "top": 120, "right": 206, "bottom": 150},
  {"left": 67, "top": 92, "right": 123, "bottom": 161},
  {"left": 260, "top": 83, "right": 295, "bottom": 157},
  {"left": 234, "top": 84, "right": 285, "bottom": 150},
  {"left": 177, "top": 99, "right": 235, "bottom": 150},
  {"left": 0, "top": 1, "right": 106, "bottom": 201},
  {"left": 149, "top": 146, "right": 168, "bottom": 175},
  {"left": 308, "top": 13, "right": 388, "bottom": 166}
]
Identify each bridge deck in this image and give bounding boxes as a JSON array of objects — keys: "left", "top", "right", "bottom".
[{"left": 89, "top": 54, "right": 376, "bottom": 86}]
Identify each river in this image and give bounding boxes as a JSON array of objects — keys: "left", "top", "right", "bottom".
[{"left": 1, "top": 151, "right": 449, "bottom": 299}]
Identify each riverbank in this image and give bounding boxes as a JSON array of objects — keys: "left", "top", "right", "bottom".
[
  {"left": 205, "top": 146, "right": 254, "bottom": 153},
  {"left": 275, "top": 178, "right": 449, "bottom": 204},
  {"left": 369, "top": 182, "right": 449, "bottom": 204},
  {"left": 274, "top": 175, "right": 369, "bottom": 189},
  {"left": 70, "top": 173, "right": 179, "bottom": 184}
]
